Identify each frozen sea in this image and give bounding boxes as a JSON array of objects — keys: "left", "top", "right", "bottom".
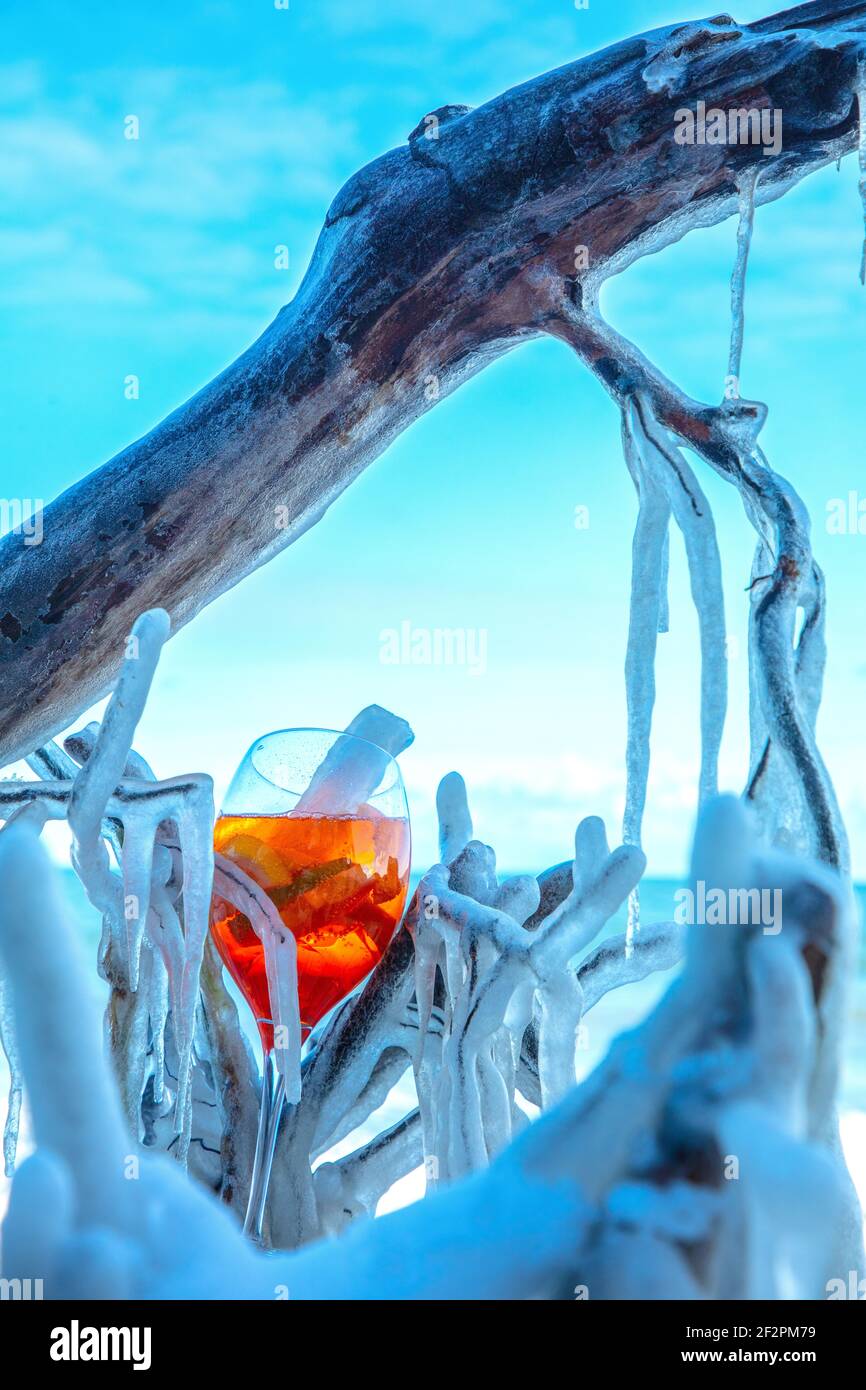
[{"left": 2, "top": 871, "right": 865, "bottom": 1230}]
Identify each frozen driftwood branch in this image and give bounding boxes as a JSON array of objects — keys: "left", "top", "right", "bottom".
[{"left": 1, "top": 1, "right": 865, "bottom": 763}]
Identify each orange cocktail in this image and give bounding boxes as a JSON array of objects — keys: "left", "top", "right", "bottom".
[{"left": 211, "top": 811, "right": 410, "bottom": 1045}]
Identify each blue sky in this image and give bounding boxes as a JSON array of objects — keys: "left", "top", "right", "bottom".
[{"left": 2, "top": 0, "right": 865, "bottom": 877}]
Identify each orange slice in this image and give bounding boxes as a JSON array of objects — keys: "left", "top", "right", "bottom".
[{"left": 218, "top": 833, "right": 294, "bottom": 888}]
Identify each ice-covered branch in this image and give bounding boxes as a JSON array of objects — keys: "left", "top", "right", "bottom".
[
  {"left": 0, "top": 763, "right": 858, "bottom": 1298},
  {"left": 547, "top": 276, "right": 847, "bottom": 870},
  {"left": 0, "top": 612, "right": 219, "bottom": 1165}
]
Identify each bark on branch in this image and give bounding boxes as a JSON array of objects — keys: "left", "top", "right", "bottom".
[{"left": 1, "top": 0, "right": 863, "bottom": 763}]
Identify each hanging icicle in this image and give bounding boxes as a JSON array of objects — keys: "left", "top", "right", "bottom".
[
  {"left": 632, "top": 396, "right": 728, "bottom": 810},
  {"left": 0, "top": 974, "right": 21, "bottom": 1178},
  {"left": 620, "top": 399, "right": 672, "bottom": 950},
  {"left": 726, "top": 166, "right": 760, "bottom": 399}
]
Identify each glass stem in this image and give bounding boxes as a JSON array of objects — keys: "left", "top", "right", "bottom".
[{"left": 243, "top": 1049, "right": 286, "bottom": 1243}]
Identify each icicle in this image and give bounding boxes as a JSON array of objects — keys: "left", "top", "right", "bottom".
[
  {"left": 657, "top": 529, "right": 670, "bottom": 634},
  {"left": 120, "top": 811, "right": 157, "bottom": 991},
  {"left": 726, "top": 167, "right": 759, "bottom": 397},
  {"left": 410, "top": 924, "right": 441, "bottom": 1071},
  {"left": 633, "top": 396, "right": 727, "bottom": 807},
  {"left": 410, "top": 925, "right": 444, "bottom": 1184},
  {"left": 149, "top": 849, "right": 187, "bottom": 1027},
  {"left": 262, "top": 925, "right": 302, "bottom": 1103},
  {"left": 147, "top": 948, "right": 170, "bottom": 1107},
  {"left": 213, "top": 855, "right": 303, "bottom": 1106},
  {"left": 619, "top": 392, "right": 728, "bottom": 949},
  {"left": 0, "top": 971, "right": 22, "bottom": 1176},
  {"left": 620, "top": 400, "right": 671, "bottom": 952},
  {"left": 174, "top": 789, "right": 215, "bottom": 1126}
]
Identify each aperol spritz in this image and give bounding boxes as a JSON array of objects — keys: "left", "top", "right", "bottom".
[
  {"left": 208, "top": 727, "right": 410, "bottom": 1240},
  {"left": 211, "top": 810, "right": 410, "bottom": 1044}
]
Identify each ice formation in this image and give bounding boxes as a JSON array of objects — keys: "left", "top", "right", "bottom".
[
  {"left": 0, "top": 611, "right": 689, "bottom": 1258},
  {"left": 0, "top": 609, "right": 302, "bottom": 1176},
  {"left": 0, "top": 401, "right": 862, "bottom": 1295},
  {"left": 0, "top": 788, "right": 859, "bottom": 1299},
  {"left": 727, "top": 168, "right": 760, "bottom": 395},
  {"left": 0, "top": 972, "right": 21, "bottom": 1178}
]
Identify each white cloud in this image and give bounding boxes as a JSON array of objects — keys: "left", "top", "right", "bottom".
[
  {"left": 0, "top": 63, "right": 360, "bottom": 316},
  {"left": 0, "top": 71, "right": 358, "bottom": 220}
]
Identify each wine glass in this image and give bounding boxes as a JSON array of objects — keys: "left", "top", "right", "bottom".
[{"left": 209, "top": 728, "right": 411, "bottom": 1241}]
